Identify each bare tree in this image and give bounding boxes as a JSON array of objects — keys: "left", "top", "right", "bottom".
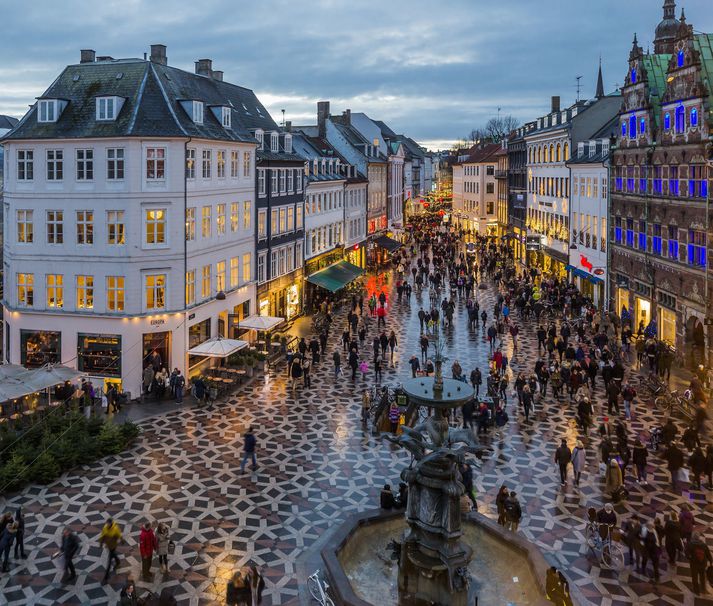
[{"left": 484, "top": 115, "right": 519, "bottom": 142}]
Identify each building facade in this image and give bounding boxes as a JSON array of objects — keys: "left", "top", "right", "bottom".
[
  {"left": 507, "top": 125, "right": 532, "bottom": 264},
  {"left": 453, "top": 143, "right": 499, "bottom": 235},
  {"left": 610, "top": 1, "right": 713, "bottom": 365},
  {"left": 495, "top": 144, "right": 508, "bottom": 237},
  {"left": 1, "top": 47, "right": 258, "bottom": 395}
]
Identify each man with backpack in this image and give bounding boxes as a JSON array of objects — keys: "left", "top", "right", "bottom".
[
  {"left": 686, "top": 532, "right": 712, "bottom": 595},
  {"left": 504, "top": 491, "right": 522, "bottom": 532}
]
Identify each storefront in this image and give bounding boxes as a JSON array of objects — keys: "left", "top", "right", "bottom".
[
  {"left": 257, "top": 270, "right": 303, "bottom": 320},
  {"left": 346, "top": 243, "right": 366, "bottom": 269},
  {"left": 77, "top": 333, "right": 121, "bottom": 379},
  {"left": 369, "top": 234, "right": 402, "bottom": 267},
  {"left": 20, "top": 330, "right": 61, "bottom": 368},
  {"left": 658, "top": 306, "right": 677, "bottom": 346},
  {"left": 142, "top": 330, "right": 171, "bottom": 373},
  {"left": 634, "top": 296, "right": 651, "bottom": 330},
  {"left": 306, "top": 259, "right": 364, "bottom": 311}
]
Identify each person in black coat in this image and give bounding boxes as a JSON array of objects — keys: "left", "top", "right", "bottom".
[
  {"left": 12, "top": 507, "right": 25, "bottom": 560},
  {"left": 459, "top": 463, "right": 477, "bottom": 511},
  {"left": 554, "top": 439, "right": 572, "bottom": 485},
  {"left": 690, "top": 447, "right": 706, "bottom": 489},
  {"left": 462, "top": 398, "right": 475, "bottom": 430},
  {"left": 60, "top": 527, "right": 79, "bottom": 582},
  {"left": 380, "top": 484, "right": 396, "bottom": 509}
]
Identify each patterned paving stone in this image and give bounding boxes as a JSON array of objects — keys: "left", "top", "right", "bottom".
[{"left": 0, "top": 255, "right": 712, "bottom": 605}]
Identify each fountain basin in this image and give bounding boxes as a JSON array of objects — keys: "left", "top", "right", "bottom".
[{"left": 321, "top": 509, "right": 577, "bottom": 606}]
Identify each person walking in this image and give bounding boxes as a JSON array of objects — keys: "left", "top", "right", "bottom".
[
  {"left": 240, "top": 426, "right": 257, "bottom": 473},
  {"left": 388, "top": 402, "right": 400, "bottom": 433},
  {"left": 504, "top": 491, "right": 522, "bottom": 532},
  {"left": 409, "top": 355, "right": 420, "bottom": 378},
  {"left": 641, "top": 523, "right": 660, "bottom": 582},
  {"left": 621, "top": 382, "right": 636, "bottom": 421},
  {"left": 13, "top": 507, "right": 25, "bottom": 560},
  {"left": 686, "top": 532, "right": 712, "bottom": 595},
  {"left": 99, "top": 518, "right": 122, "bottom": 583},
  {"left": 664, "top": 441, "right": 684, "bottom": 490},
  {"left": 555, "top": 439, "right": 572, "bottom": 485},
  {"left": 605, "top": 459, "right": 623, "bottom": 501},
  {"left": 522, "top": 385, "right": 533, "bottom": 423},
  {"left": 496, "top": 485, "right": 509, "bottom": 526},
  {"left": 59, "top": 527, "right": 79, "bottom": 583},
  {"left": 663, "top": 513, "right": 682, "bottom": 567},
  {"left": 470, "top": 367, "right": 482, "bottom": 397},
  {"left": 139, "top": 521, "right": 157, "bottom": 581},
  {"left": 332, "top": 350, "right": 342, "bottom": 379},
  {"left": 174, "top": 370, "right": 185, "bottom": 404},
  {"left": 0, "top": 522, "right": 18, "bottom": 572},
  {"left": 361, "top": 390, "right": 371, "bottom": 426},
  {"left": 633, "top": 439, "right": 648, "bottom": 484},
  {"left": 572, "top": 440, "right": 586, "bottom": 487},
  {"left": 156, "top": 522, "right": 171, "bottom": 574},
  {"left": 388, "top": 331, "right": 398, "bottom": 366}
]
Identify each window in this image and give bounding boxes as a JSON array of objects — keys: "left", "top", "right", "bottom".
[
  {"left": 669, "top": 166, "right": 679, "bottom": 196},
  {"left": 255, "top": 129, "right": 264, "bottom": 150},
  {"left": 689, "top": 165, "right": 708, "bottom": 198},
  {"left": 201, "top": 206, "right": 212, "bottom": 238},
  {"left": 638, "top": 220, "right": 646, "bottom": 250},
  {"left": 688, "top": 230, "right": 706, "bottom": 267},
  {"left": 678, "top": 50, "right": 685, "bottom": 68},
  {"left": 601, "top": 217, "right": 606, "bottom": 252},
  {"left": 221, "top": 107, "right": 231, "bottom": 128},
  {"left": 192, "top": 100, "right": 204, "bottom": 124},
  {"left": 96, "top": 97, "right": 116, "bottom": 121},
  {"left": 106, "top": 276, "right": 125, "bottom": 312},
  {"left": 296, "top": 169, "right": 302, "bottom": 192},
  {"left": 279, "top": 208, "right": 286, "bottom": 233},
  {"left": 216, "top": 260, "right": 226, "bottom": 292},
  {"left": 257, "top": 253, "right": 266, "bottom": 283},
  {"left": 77, "top": 149, "right": 94, "bottom": 181},
  {"left": 664, "top": 112, "right": 671, "bottom": 131},
  {"left": 279, "top": 169, "right": 286, "bottom": 193},
  {"left": 201, "top": 265, "right": 211, "bottom": 298},
  {"left": 691, "top": 108, "right": 698, "bottom": 127},
  {"left": 243, "top": 201, "right": 251, "bottom": 230},
  {"left": 230, "top": 202, "right": 239, "bottom": 232},
  {"left": 668, "top": 225, "right": 679, "bottom": 260},
  {"left": 146, "top": 147, "right": 165, "bottom": 180},
  {"left": 486, "top": 165, "right": 494, "bottom": 176},
  {"left": 675, "top": 105, "right": 685, "bottom": 133},
  {"left": 295, "top": 241, "right": 303, "bottom": 267},
  {"left": 614, "top": 217, "right": 623, "bottom": 244},
  {"left": 47, "top": 210, "right": 63, "bottom": 244},
  {"left": 17, "top": 210, "right": 33, "bottom": 243},
  {"left": 287, "top": 206, "right": 294, "bottom": 231},
  {"left": 230, "top": 257, "right": 239, "bottom": 288},
  {"left": 653, "top": 166, "right": 663, "bottom": 194},
  {"left": 46, "top": 274, "right": 63, "bottom": 308},
  {"left": 258, "top": 169, "right": 266, "bottom": 196},
  {"left": 217, "top": 150, "right": 226, "bottom": 178},
  {"left": 202, "top": 150, "right": 212, "bottom": 178},
  {"left": 185, "top": 270, "right": 195, "bottom": 305},
  {"left": 486, "top": 183, "right": 494, "bottom": 194},
  {"left": 271, "top": 132, "right": 279, "bottom": 152},
  {"left": 296, "top": 204, "right": 303, "bottom": 229},
  {"left": 180, "top": 150, "right": 196, "bottom": 184},
  {"left": 271, "top": 170, "right": 278, "bottom": 194},
  {"left": 145, "top": 274, "right": 166, "bottom": 310},
  {"left": 216, "top": 203, "right": 226, "bottom": 235},
  {"left": 146, "top": 209, "right": 166, "bottom": 244},
  {"left": 38, "top": 99, "right": 57, "bottom": 122},
  {"left": 631, "top": 68, "right": 637, "bottom": 84},
  {"left": 17, "top": 150, "right": 33, "bottom": 180},
  {"left": 107, "top": 210, "right": 125, "bottom": 245},
  {"left": 47, "top": 150, "right": 63, "bottom": 180},
  {"left": 242, "top": 253, "right": 251, "bottom": 283},
  {"left": 271, "top": 209, "right": 278, "bottom": 234},
  {"left": 243, "top": 151, "right": 251, "bottom": 178},
  {"left": 76, "top": 211, "right": 94, "bottom": 245},
  {"left": 287, "top": 170, "right": 294, "bottom": 193},
  {"left": 640, "top": 117, "right": 646, "bottom": 135},
  {"left": 258, "top": 209, "right": 267, "bottom": 239},
  {"left": 629, "top": 115, "right": 636, "bottom": 140},
  {"left": 17, "top": 273, "right": 34, "bottom": 307},
  {"left": 653, "top": 224, "right": 662, "bottom": 255},
  {"left": 231, "top": 151, "right": 239, "bottom": 178},
  {"left": 76, "top": 275, "right": 94, "bottom": 309},
  {"left": 284, "top": 135, "right": 292, "bottom": 154},
  {"left": 186, "top": 207, "right": 196, "bottom": 241},
  {"left": 626, "top": 218, "right": 634, "bottom": 247},
  {"left": 107, "top": 148, "right": 124, "bottom": 180}
]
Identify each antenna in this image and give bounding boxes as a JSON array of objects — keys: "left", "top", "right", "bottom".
[
  {"left": 281, "top": 109, "right": 286, "bottom": 126},
  {"left": 575, "top": 76, "right": 583, "bottom": 102}
]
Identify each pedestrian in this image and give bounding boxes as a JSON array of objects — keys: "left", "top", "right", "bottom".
[
  {"left": 605, "top": 459, "right": 623, "bottom": 500},
  {"left": 555, "top": 439, "right": 572, "bottom": 486},
  {"left": 690, "top": 446, "right": 706, "bottom": 489},
  {"left": 139, "top": 521, "right": 157, "bottom": 581},
  {"left": 572, "top": 440, "right": 586, "bottom": 487},
  {"left": 388, "top": 402, "right": 400, "bottom": 433},
  {"left": 374, "top": 356, "right": 383, "bottom": 384},
  {"left": 521, "top": 385, "right": 533, "bottom": 423},
  {"left": 302, "top": 357, "right": 311, "bottom": 388},
  {"left": 59, "top": 527, "right": 79, "bottom": 583},
  {"left": 622, "top": 382, "right": 636, "bottom": 420},
  {"left": 632, "top": 439, "right": 648, "bottom": 484},
  {"left": 119, "top": 581, "right": 141, "bottom": 606},
  {"left": 13, "top": 507, "right": 25, "bottom": 560},
  {"left": 496, "top": 485, "right": 509, "bottom": 526},
  {"left": 641, "top": 523, "right": 661, "bottom": 582},
  {"left": 679, "top": 503, "right": 694, "bottom": 545},
  {"left": 409, "top": 355, "right": 420, "bottom": 378},
  {"left": 226, "top": 570, "right": 250, "bottom": 606},
  {"left": 388, "top": 331, "right": 398, "bottom": 365},
  {"left": 664, "top": 441, "right": 684, "bottom": 490},
  {"left": 240, "top": 426, "right": 257, "bottom": 473},
  {"left": 99, "top": 517, "right": 122, "bottom": 583},
  {"left": 470, "top": 367, "right": 482, "bottom": 397},
  {"left": 462, "top": 398, "right": 475, "bottom": 430},
  {"left": 504, "top": 491, "right": 522, "bottom": 532},
  {"left": 663, "top": 513, "right": 682, "bottom": 567},
  {"left": 686, "top": 532, "right": 712, "bottom": 595},
  {"left": 361, "top": 390, "right": 371, "bottom": 425},
  {"left": 0, "top": 521, "right": 18, "bottom": 572},
  {"left": 332, "top": 350, "right": 342, "bottom": 378},
  {"left": 156, "top": 522, "right": 171, "bottom": 574},
  {"left": 623, "top": 514, "right": 642, "bottom": 569},
  {"left": 174, "top": 370, "right": 185, "bottom": 403}
]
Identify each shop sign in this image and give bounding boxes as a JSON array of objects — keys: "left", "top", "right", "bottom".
[
  {"left": 188, "top": 313, "right": 196, "bottom": 320},
  {"left": 150, "top": 318, "right": 166, "bottom": 326}
]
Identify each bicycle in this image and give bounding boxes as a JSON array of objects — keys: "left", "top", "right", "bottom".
[
  {"left": 308, "top": 569, "right": 335, "bottom": 606},
  {"left": 654, "top": 388, "right": 681, "bottom": 414},
  {"left": 585, "top": 520, "right": 624, "bottom": 569}
]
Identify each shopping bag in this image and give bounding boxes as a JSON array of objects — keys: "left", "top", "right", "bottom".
[{"left": 677, "top": 468, "right": 690, "bottom": 483}]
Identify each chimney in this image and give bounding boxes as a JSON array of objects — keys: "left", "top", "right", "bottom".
[
  {"left": 80, "top": 49, "right": 95, "bottom": 63},
  {"left": 212, "top": 70, "right": 223, "bottom": 81},
  {"left": 150, "top": 44, "right": 167, "bottom": 65},
  {"left": 285, "top": 120, "right": 292, "bottom": 132},
  {"left": 195, "top": 59, "right": 213, "bottom": 77},
  {"left": 343, "top": 109, "right": 351, "bottom": 125},
  {"left": 551, "top": 96, "right": 561, "bottom": 113},
  {"left": 317, "top": 101, "right": 330, "bottom": 138}
]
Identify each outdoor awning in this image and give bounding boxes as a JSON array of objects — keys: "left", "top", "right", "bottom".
[
  {"left": 566, "top": 265, "right": 604, "bottom": 285},
  {"left": 0, "top": 363, "right": 84, "bottom": 403},
  {"left": 238, "top": 314, "right": 285, "bottom": 331},
  {"left": 187, "top": 336, "right": 248, "bottom": 358},
  {"left": 306, "top": 260, "right": 364, "bottom": 293},
  {"left": 373, "top": 235, "right": 402, "bottom": 252}
]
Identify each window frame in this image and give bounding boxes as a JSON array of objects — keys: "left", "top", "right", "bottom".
[
  {"left": 107, "top": 148, "right": 125, "bottom": 180},
  {"left": 146, "top": 147, "right": 166, "bottom": 180},
  {"left": 145, "top": 274, "right": 166, "bottom": 311},
  {"left": 17, "top": 150, "right": 34, "bottom": 181}
]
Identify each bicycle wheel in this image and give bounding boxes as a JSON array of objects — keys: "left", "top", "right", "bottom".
[
  {"left": 586, "top": 530, "right": 597, "bottom": 550},
  {"left": 602, "top": 544, "right": 624, "bottom": 569},
  {"left": 308, "top": 576, "right": 322, "bottom": 602},
  {"left": 654, "top": 395, "right": 668, "bottom": 410}
]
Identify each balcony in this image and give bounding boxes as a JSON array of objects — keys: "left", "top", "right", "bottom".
[{"left": 494, "top": 170, "right": 508, "bottom": 179}]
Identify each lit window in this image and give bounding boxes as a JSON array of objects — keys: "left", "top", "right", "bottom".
[
  {"left": 675, "top": 106, "right": 685, "bottom": 133},
  {"left": 242, "top": 253, "right": 251, "bottom": 283},
  {"left": 231, "top": 151, "right": 239, "bottom": 178},
  {"left": 46, "top": 274, "right": 63, "bottom": 308},
  {"left": 258, "top": 210, "right": 267, "bottom": 239},
  {"left": 216, "top": 261, "right": 226, "bottom": 292},
  {"left": 230, "top": 257, "right": 239, "bottom": 288},
  {"left": 146, "top": 209, "right": 166, "bottom": 244},
  {"left": 186, "top": 148, "right": 196, "bottom": 179},
  {"left": 47, "top": 210, "right": 64, "bottom": 244},
  {"left": 76, "top": 211, "right": 94, "bottom": 245},
  {"left": 668, "top": 225, "right": 679, "bottom": 260},
  {"left": 621, "top": 122, "right": 627, "bottom": 137},
  {"left": 107, "top": 148, "right": 124, "bottom": 180},
  {"left": 630, "top": 68, "right": 637, "bottom": 84},
  {"left": 17, "top": 273, "right": 34, "bottom": 307},
  {"left": 201, "top": 265, "right": 211, "bottom": 298},
  {"left": 146, "top": 148, "right": 165, "bottom": 180},
  {"left": 38, "top": 100, "right": 58, "bottom": 123},
  {"left": 640, "top": 118, "right": 646, "bottom": 134},
  {"left": 47, "top": 150, "right": 63, "bottom": 180},
  {"left": 186, "top": 207, "right": 196, "bottom": 241},
  {"left": 17, "top": 150, "right": 34, "bottom": 181},
  {"left": 17, "top": 210, "right": 33, "bottom": 243},
  {"left": 664, "top": 113, "right": 671, "bottom": 130},
  {"left": 76, "top": 275, "right": 94, "bottom": 309},
  {"left": 107, "top": 210, "right": 125, "bottom": 245},
  {"left": 629, "top": 115, "right": 636, "bottom": 139},
  {"left": 217, "top": 150, "right": 226, "bottom": 178},
  {"left": 145, "top": 274, "right": 166, "bottom": 310},
  {"left": 688, "top": 229, "right": 707, "bottom": 267},
  {"left": 677, "top": 50, "right": 685, "bottom": 68},
  {"left": 243, "top": 151, "right": 251, "bottom": 178},
  {"left": 107, "top": 276, "right": 125, "bottom": 311},
  {"left": 216, "top": 203, "right": 226, "bottom": 235},
  {"left": 243, "top": 201, "right": 251, "bottom": 230},
  {"left": 96, "top": 97, "right": 116, "bottom": 121},
  {"left": 690, "top": 108, "right": 698, "bottom": 127},
  {"left": 185, "top": 270, "right": 195, "bottom": 306},
  {"left": 201, "top": 206, "right": 211, "bottom": 238},
  {"left": 230, "top": 202, "right": 239, "bottom": 232}
]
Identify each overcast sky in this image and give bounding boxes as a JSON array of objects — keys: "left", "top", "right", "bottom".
[{"left": 1, "top": 0, "right": 711, "bottom": 150}]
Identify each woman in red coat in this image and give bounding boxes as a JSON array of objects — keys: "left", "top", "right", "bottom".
[{"left": 139, "top": 522, "right": 157, "bottom": 581}]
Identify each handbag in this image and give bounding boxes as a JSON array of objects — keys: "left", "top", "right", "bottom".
[
  {"left": 677, "top": 468, "right": 690, "bottom": 483},
  {"left": 168, "top": 540, "right": 176, "bottom": 554}
]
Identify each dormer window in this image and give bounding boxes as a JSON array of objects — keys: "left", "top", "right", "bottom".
[
  {"left": 38, "top": 99, "right": 59, "bottom": 123},
  {"left": 221, "top": 107, "right": 231, "bottom": 128},
  {"left": 270, "top": 132, "right": 279, "bottom": 152},
  {"left": 192, "top": 101, "right": 204, "bottom": 124},
  {"left": 313, "top": 159, "right": 318, "bottom": 175},
  {"left": 96, "top": 96, "right": 123, "bottom": 121},
  {"left": 284, "top": 134, "right": 292, "bottom": 153},
  {"left": 255, "top": 129, "right": 264, "bottom": 150},
  {"left": 677, "top": 50, "right": 685, "bottom": 68}
]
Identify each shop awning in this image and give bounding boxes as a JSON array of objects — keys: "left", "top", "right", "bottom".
[
  {"left": 187, "top": 336, "right": 249, "bottom": 358},
  {"left": 0, "top": 363, "right": 84, "bottom": 402},
  {"left": 306, "top": 260, "right": 364, "bottom": 293},
  {"left": 566, "top": 265, "right": 604, "bottom": 285},
  {"left": 373, "top": 235, "right": 402, "bottom": 252},
  {"left": 238, "top": 315, "right": 285, "bottom": 331}
]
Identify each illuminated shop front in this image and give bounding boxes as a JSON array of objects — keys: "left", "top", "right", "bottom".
[
  {"left": 77, "top": 333, "right": 122, "bottom": 387},
  {"left": 346, "top": 243, "right": 366, "bottom": 269},
  {"left": 257, "top": 269, "right": 303, "bottom": 320},
  {"left": 21, "top": 330, "right": 61, "bottom": 368}
]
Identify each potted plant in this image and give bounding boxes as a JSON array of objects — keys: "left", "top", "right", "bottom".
[
  {"left": 255, "top": 351, "right": 268, "bottom": 372},
  {"left": 244, "top": 355, "right": 256, "bottom": 377}
]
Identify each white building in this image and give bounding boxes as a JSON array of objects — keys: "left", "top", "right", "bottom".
[
  {"left": 1, "top": 46, "right": 259, "bottom": 396},
  {"left": 568, "top": 138, "right": 611, "bottom": 306},
  {"left": 453, "top": 143, "right": 500, "bottom": 235}
]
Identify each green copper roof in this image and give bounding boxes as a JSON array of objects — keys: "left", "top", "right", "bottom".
[{"left": 642, "top": 53, "right": 671, "bottom": 130}]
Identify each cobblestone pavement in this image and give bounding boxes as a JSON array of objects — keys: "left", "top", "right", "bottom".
[{"left": 1, "top": 258, "right": 712, "bottom": 605}]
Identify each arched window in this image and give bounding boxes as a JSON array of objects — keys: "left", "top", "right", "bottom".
[
  {"left": 677, "top": 50, "right": 685, "bottom": 68},
  {"left": 629, "top": 115, "right": 637, "bottom": 139},
  {"left": 537, "top": 147, "right": 541, "bottom": 163},
  {"left": 549, "top": 144, "right": 554, "bottom": 162},
  {"left": 556, "top": 144, "right": 561, "bottom": 162},
  {"left": 664, "top": 112, "right": 671, "bottom": 130},
  {"left": 622, "top": 121, "right": 627, "bottom": 137},
  {"left": 691, "top": 108, "right": 698, "bottom": 127},
  {"left": 631, "top": 68, "right": 637, "bottom": 84},
  {"left": 640, "top": 117, "right": 646, "bottom": 134},
  {"left": 675, "top": 105, "right": 685, "bottom": 133},
  {"left": 563, "top": 143, "right": 569, "bottom": 160}
]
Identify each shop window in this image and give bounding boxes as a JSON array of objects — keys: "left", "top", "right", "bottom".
[
  {"left": 188, "top": 319, "right": 212, "bottom": 369},
  {"left": 20, "top": 329, "right": 60, "bottom": 367},
  {"left": 77, "top": 334, "right": 121, "bottom": 377}
]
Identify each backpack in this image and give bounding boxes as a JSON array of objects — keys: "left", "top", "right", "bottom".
[{"left": 693, "top": 545, "right": 708, "bottom": 563}]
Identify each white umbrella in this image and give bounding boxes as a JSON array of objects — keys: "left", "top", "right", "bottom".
[
  {"left": 238, "top": 315, "right": 285, "bottom": 331},
  {"left": 187, "top": 336, "right": 248, "bottom": 358},
  {"left": 20, "top": 364, "right": 83, "bottom": 392}
]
